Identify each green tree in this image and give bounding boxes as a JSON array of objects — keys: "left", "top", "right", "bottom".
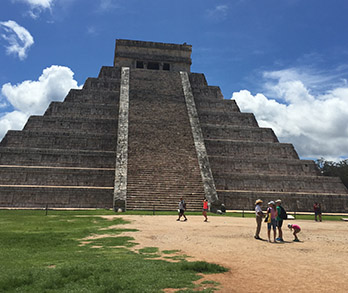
[{"left": 316, "top": 158, "right": 348, "bottom": 189}]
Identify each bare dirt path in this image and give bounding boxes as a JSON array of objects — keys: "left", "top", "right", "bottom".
[{"left": 107, "top": 215, "right": 348, "bottom": 292}]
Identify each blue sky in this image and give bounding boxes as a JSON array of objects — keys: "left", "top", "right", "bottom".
[{"left": 1, "top": 0, "right": 348, "bottom": 161}]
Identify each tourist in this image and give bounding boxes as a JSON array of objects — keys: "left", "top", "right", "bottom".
[
  {"left": 177, "top": 197, "right": 187, "bottom": 221},
  {"left": 288, "top": 223, "right": 301, "bottom": 242},
  {"left": 203, "top": 199, "right": 208, "bottom": 222},
  {"left": 220, "top": 203, "right": 226, "bottom": 213},
  {"left": 254, "top": 199, "right": 263, "bottom": 240},
  {"left": 275, "top": 199, "right": 286, "bottom": 242},
  {"left": 313, "top": 202, "right": 322, "bottom": 222},
  {"left": 265, "top": 201, "right": 278, "bottom": 243}
]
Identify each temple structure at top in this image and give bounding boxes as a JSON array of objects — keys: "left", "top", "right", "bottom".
[{"left": 0, "top": 39, "right": 347, "bottom": 212}]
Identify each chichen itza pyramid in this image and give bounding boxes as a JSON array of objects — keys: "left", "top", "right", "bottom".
[{"left": 0, "top": 39, "right": 347, "bottom": 212}]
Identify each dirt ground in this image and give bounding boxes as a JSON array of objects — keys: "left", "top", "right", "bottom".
[{"left": 106, "top": 214, "right": 348, "bottom": 292}]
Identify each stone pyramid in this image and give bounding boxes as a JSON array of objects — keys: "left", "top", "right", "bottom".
[{"left": 0, "top": 39, "right": 347, "bottom": 212}]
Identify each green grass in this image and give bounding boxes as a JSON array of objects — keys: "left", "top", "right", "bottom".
[
  {"left": 0, "top": 210, "right": 227, "bottom": 292},
  {"left": 162, "top": 249, "right": 181, "bottom": 254},
  {"left": 138, "top": 247, "right": 159, "bottom": 254}
]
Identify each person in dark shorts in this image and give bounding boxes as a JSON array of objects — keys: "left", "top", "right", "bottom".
[
  {"left": 177, "top": 197, "right": 187, "bottom": 221},
  {"left": 313, "top": 202, "right": 322, "bottom": 222},
  {"left": 203, "top": 199, "right": 208, "bottom": 222},
  {"left": 275, "top": 199, "right": 284, "bottom": 242}
]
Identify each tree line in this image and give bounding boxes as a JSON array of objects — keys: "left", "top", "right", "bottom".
[{"left": 315, "top": 158, "right": 348, "bottom": 189}]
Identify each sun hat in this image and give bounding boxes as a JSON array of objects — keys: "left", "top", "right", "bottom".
[
  {"left": 268, "top": 201, "right": 275, "bottom": 205},
  {"left": 275, "top": 199, "right": 282, "bottom": 203},
  {"left": 255, "top": 199, "right": 263, "bottom": 205}
]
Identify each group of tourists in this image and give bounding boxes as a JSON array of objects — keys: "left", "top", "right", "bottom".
[
  {"left": 177, "top": 197, "right": 302, "bottom": 242},
  {"left": 254, "top": 199, "right": 301, "bottom": 242}
]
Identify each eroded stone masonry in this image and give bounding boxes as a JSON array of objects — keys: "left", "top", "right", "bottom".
[{"left": 0, "top": 39, "right": 347, "bottom": 212}]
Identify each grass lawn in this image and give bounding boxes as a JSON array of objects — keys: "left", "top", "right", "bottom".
[{"left": 0, "top": 210, "right": 227, "bottom": 293}]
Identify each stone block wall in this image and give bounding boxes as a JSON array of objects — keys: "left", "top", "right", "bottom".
[
  {"left": 188, "top": 72, "right": 348, "bottom": 212},
  {"left": 114, "top": 39, "right": 192, "bottom": 72},
  {"left": 0, "top": 66, "right": 121, "bottom": 208}
]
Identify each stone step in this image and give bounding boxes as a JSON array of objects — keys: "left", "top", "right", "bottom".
[
  {"left": 126, "top": 203, "right": 203, "bottom": 211},
  {"left": 217, "top": 190, "right": 348, "bottom": 213},
  {"left": 1, "top": 131, "right": 117, "bottom": 151},
  {"left": 209, "top": 156, "right": 319, "bottom": 176},
  {"left": 83, "top": 77, "right": 120, "bottom": 91},
  {"left": 0, "top": 185, "right": 113, "bottom": 208},
  {"left": 24, "top": 116, "right": 118, "bottom": 134},
  {"left": 0, "top": 165, "right": 114, "bottom": 186},
  {"left": 198, "top": 112, "right": 259, "bottom": 127},
  {"left": 201, "top": 124, "right": 278, "bottom": 142},
  {"left": 195, "top": 100, "right": 240, "bottom": 112},
  {"left": 205, "top": 140, "right": 299, "bottom": 160},
  {"left": 97, "top": 66, "right": 121, "bottom": 79},
  {"left": 191, "top": 86, "right": 223, "bottom": 101},
  {"left": 0, "top": 147, "right": 116, "bottom": 168},
  {"left": 64, "top": 89, "right": 120, "bottom": 104},
  {"left": 44, "top": 102, "right": 118, "bottom": 119},
  {"left": 214, "top": 173, "right": 348, "bottom": 193},
  {"left": 188, "top": 73, "right": 208, "bottom": 88}
]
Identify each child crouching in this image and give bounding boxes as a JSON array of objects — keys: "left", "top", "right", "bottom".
[{"left": 288, "top": 223, "right": 301, "bottom": 242}]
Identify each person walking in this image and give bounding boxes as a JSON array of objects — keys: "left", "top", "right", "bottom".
[
  {"left": 177, "top": 197, "right": 187, "bottom": 221},
  {"left": 203, "top": 199, "right": 208, "bottom": 222},
  {"left": 266, "top": 201, "right": 278, "bottom": 243},
  {"left": 254, "top": 199, "right": 264, "bottom": 240},
  {"left": 313, "top": 202, "right": 322, "bottom": 222}
]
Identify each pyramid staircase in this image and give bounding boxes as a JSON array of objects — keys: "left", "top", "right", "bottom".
[{"left": 125, "top": 69, "right": 205, "bottom": 211}]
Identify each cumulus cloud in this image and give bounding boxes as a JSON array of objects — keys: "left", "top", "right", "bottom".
[
  {"left": 14, "top": 0, "right": 55, "bottom": 18},
  {"left": 0, "top": 20, "right": 34, "bottom": 60},
  {"left": 232, "top": 69, "right": 348, "bottom": 161},
  {"left": 0, "top": 65, "right": 81, "bottom": 140},
  {"left": 0, "top": 111, "right": 29, "bottom": 141}
]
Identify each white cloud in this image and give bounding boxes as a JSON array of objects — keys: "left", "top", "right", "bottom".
[
  {"left": 232, "top": 69, "right": 348, "bottom": 161},
  {"left": 0, "top": 111, "right": 29, "bottom": 141},
  {"left": 14, "top": 0, "right": 55, "bottom": 18},
  {"left": 0, "top": 20, "right": 34, "bottom": 60},
  {"left": 0, "top": 65, "right": 81, "bottom": 140},
  {"left": 206, "top": 5, "right": 229, "bottom": 20}
]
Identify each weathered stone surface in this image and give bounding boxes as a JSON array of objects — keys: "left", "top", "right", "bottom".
[
  {"left": 180, "top": 71, "right": 219, "bottom": 210},
  {"left": 114, "top": 67, "right": 130, "bottom": 211}
]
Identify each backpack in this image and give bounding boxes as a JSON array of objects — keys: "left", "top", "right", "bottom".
[{"left": 279, "top": 206, "right": 287, "bottom": 219}]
